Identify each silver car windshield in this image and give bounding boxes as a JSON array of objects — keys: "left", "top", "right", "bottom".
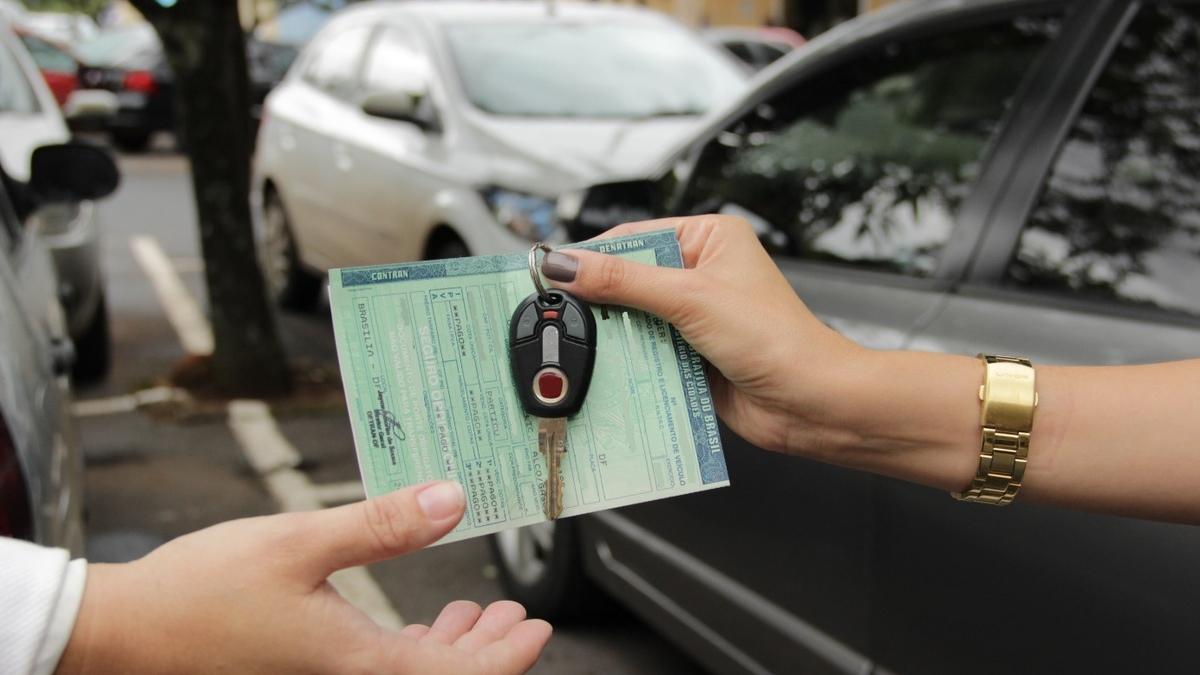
[{"left": 444, "top": 20, "right": 746, "bottom": 118}]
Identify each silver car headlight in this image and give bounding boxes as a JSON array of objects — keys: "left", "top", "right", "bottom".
[{"left": 480, "top": 187, "right": 557, "bottom": 241}]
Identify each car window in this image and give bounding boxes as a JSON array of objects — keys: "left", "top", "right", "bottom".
[
  {"left": 750, "top": 42, "right": 790, "bottom": 67},
  {"left": 680, "top": 15, "right": 1061, "bottom": 276},
  {"left": 20, "top": 34, "right": 75, "bottom": 73},
  {"left": 1006, "top": 3, "right": 1200, "bottom": 318},
  {"left": 0, "top": 38, "right": 40, "bottom": 114},
  {"left": 443, "top": 20, "right": 745, "bottom": 118},
  {"left": 304, "top": 25, "right": 371, "bottom": 100},
  {"left": 723, "top": 41, "right": 757, "bottom": 65},
  {"left": 762, "top": 42, "right": 791, "bottom": 60},
  {"left": 361, "top": 25, "right": 430, "bottom": 95}
]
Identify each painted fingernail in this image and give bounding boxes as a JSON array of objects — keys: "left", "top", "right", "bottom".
[
  {"left": 417, "top": 481, "right": 464, "bottom": 522},
  {"left": 542, "top": 251, "right": 578, "bottom": 282}
]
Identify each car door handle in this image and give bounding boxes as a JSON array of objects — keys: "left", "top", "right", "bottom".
[{"left": 50, "top": 337, "right": 75, "bottom": 377}]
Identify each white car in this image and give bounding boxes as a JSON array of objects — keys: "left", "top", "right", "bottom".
[
  {"left": 16, "top": 11, "right": 98, "bottom": 45},
  {"left": 0, "top": 19, "right": 112, "bottom": 381},
  {"left": 252, "top": 0, "right": 746, "bottom": 309}
]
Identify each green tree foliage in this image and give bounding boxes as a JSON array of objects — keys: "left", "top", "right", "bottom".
[{"left": 1009, "top": 3, "right": 1200, "bottom": 316}]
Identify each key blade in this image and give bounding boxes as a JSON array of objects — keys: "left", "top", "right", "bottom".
[{"left": 538, "top": 417, "right": 567, "bottom": 520}]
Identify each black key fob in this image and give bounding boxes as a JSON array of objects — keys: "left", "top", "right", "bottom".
[{"left": 509, "top": 290, "right": 597, "bottom": 418}]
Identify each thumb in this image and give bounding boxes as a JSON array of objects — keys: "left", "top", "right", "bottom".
[
  {"left": 542, "top": 248, "right": 693, "bottom": 323},
  {"left": 302, "top": 480, "right": 465, "bottom": 577}
]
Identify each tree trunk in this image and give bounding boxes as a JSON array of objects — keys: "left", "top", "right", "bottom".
[{"left": 131, "top": 0, "right": 291, "bottom": 396}]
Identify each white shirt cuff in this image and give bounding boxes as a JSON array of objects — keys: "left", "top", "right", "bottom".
[
  {"left": 32, "top": 558, "right": 87, "bottom": 675},
  {"left": 0, "top": 537, "right": 88, "bottom": 675}
]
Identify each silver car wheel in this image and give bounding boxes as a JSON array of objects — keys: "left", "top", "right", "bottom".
[
  {"left": 260, "top": 199, "right": 292, "bottom": 297},
  {"left": 494, "top": 521, "right": 556, "bottom": 586}
]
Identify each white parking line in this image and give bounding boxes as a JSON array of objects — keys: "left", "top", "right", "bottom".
[
  {"left": 227, "top": 400, "right": 303, "bottom": 476},
  {"left": 73, "top": 385, "right": 186, "bottom": 417},
  {"left": 129, "top": 235, "right": 403, "bottom": 629},
  {"left": 311, "top": 480, "right": 367, "bottom": 505},
  {"left": 130, "top": 236, "right": 214, "bottom": 355},
  {"left": 227, "top": 401, "right": 404, "bottom": 630}
]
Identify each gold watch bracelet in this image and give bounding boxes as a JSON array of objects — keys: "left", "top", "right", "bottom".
[{"left": 953, "top": 355, "right": 1038, "bottom": 505}]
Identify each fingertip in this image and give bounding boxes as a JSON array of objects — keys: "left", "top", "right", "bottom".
[
  {"left": 414, "top": 480, "right": 466, "bottom": 528},
  {"left": 483, "top": 619, "right": 554, "bottom": 672},
  {"left": 541, "top": 250, "right": 580, "bottom": 283},
  {"left": 442, "top": 599, "right": 484, "bottom": 617},
  {"left": 486, "top": 599, "right": 527, "bottom": 619},
  {"left": 549, "top": 248, "right": 688, "bottom": 323},
  {"left": 519, "top": 620, "right": 555, "bottom": 653},
  {"left": 399, "top": 623, "right": 430, "bottom": 639},
  {"left": 309, "top": 479, "right": 466, "bottom": 574},
  {"left": 452, "top": 600, "right": 530, "bottom": 653},
  {"left": 541, "top": 248, "right": 591, "bottom": 292},
  {"left": 511, "top": 618, "right": 553, "bottom": 646},
  {"left": 426, "top": 600, "right": 484, "bottom": 644}
]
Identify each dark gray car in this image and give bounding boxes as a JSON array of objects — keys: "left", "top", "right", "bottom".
[{"left": 491, "top": 1, "right": 1200, "bottom": 673}]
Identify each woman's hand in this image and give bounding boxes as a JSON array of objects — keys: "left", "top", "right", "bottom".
[
  {"left": 58, "top": 480, "right": 552, "bottom": 675},
  {"left": 546, "top": 215, "right": 1200, "bottom": 524},
  {"left": 542, "top": 215, "right": 865, "bottom": 459}
]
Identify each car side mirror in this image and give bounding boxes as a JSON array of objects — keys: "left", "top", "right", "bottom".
[
  {"left": 29, "top": 142, "right": 120, "bottom": 202},
  {"left": 361, "top": 90, "right": 440, "bottom": 133}
]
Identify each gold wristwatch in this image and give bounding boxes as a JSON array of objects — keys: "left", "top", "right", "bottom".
[{"left": 953, "top": 355, "right": 1038, "bottom": 505}]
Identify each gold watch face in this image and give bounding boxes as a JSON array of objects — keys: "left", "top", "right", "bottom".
[{"left": 980, "top": 360, "right": 1036, "bottom": 431}]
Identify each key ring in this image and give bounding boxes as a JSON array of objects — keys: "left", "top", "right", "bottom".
[{"left": 528, "top": 242, "right": 554, "bottom": 303}]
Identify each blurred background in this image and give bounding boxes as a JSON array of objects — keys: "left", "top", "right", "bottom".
[{"left": 2, "top": 0, "right": 1199, "bottom": 674}]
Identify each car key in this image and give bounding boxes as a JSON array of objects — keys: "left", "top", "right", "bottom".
[{"left": 509, "top": 251, "right": 597, "bottom": 520}]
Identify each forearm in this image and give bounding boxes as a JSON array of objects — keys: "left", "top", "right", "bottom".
[
  {"left": 818, "top": 351, "right": 1200, "bottom": 523},
  {"left": 56, "top": 565, "right": 126, "bottom": 675},
  {"left": 1023, "top": 360, "right": 1200, "bottom": 523}
]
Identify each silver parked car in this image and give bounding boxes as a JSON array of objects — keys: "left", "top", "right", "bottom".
[
  {"left": 0, "top": 141, "right": 117, "bottom": 553},
  {"left": 1, "top": 20, "right": 111, "bottom": 381},
  {"left": 252, "top": 0, "right": 746, "bottom": 310},
  {"left": 503, "top": 1, "right": 1200, "bottom": 674}
]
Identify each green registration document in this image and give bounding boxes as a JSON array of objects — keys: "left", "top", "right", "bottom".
[{"left": 329, "top": 230, "right": 728, "bottom": 544}]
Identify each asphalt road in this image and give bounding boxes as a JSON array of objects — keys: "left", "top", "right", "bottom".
[{"left": 77, "top": 143, "right": 705, "bottom": 675}]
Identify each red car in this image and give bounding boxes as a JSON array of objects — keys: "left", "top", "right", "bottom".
[{"left": 15, "top": 27, "right": 79, "bottom": 106}]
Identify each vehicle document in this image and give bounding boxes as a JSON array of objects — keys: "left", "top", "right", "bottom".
[{"left": 328, "top": 230, "right": 729, "bottom": 544}]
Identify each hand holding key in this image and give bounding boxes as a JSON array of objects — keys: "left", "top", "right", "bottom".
[
  {"left": 510, "top": 245, "right": 597, "bottom": 520},
  {"left": 539, "top": 216, "right": 862, "bottom": 463},
  {"left": 539, "top": 213, "right": 1200, "bottom": 525}
]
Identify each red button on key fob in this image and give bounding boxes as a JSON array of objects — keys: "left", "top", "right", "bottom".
[{"left": 509, "top": 291, "right": 596, "bottom": 418}]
